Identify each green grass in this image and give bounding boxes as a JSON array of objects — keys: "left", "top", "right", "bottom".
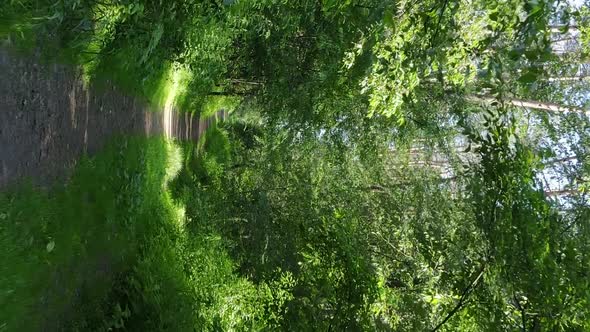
[
  {"left": 201, "top": 95, "right": 240, "bottom": 118},
  {"left": 0, "top": 134, "right": 290, "bottom": 331},
  {"left": 0, "top": 136, "right": 181, "bottom": 330}
]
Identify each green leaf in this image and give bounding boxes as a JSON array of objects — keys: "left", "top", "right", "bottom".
[
  {"left": 489, "top": 11, "right": 499, "bottom": 22},
  {"left": 46, "top": 241, "right": 55, "bottom": 253},
  {"left": 528, "top": 4, "right": 544, "bottom": 18},
  {"left": 525, "top": 50, "right": 538, "bottom": 61},
  {"left": 397, "top": 116, "right": 406, "bottom": 126},
  {"left": 383, "top": 10, "right": 394, "bottom": 28},
  {"left": 508, "top": 49, "right": 524, "bottom": 60},
  {"left": 518, "top": 71, "right": 537, "bottom": 84}
]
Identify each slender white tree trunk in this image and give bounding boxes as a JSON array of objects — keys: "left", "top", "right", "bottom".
[{"left": 467, "top": 95, "right": 589, "bottom": 114}]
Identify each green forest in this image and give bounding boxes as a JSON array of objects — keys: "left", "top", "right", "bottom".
[{"left": 1, "top": 0, "right": 590, "bottom": 330}]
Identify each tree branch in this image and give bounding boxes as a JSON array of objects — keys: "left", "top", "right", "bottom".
[{"left": 431, "top": 265, "right": 486, "bottom": 332}]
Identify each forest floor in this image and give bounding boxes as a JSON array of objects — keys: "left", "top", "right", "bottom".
[{"left": 0, "top": 46, "right": 220, "bottom": 188}]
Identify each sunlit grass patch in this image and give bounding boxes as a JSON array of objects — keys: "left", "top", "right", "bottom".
[
  {"left": 164, "top": 139, "right": 184, "bottom": 185},
  {"left": 201, "top": 94, "right": 240, "bottom": 118},
  {"left": 165, "top": 65, "right": 194, "bottom": 110}
]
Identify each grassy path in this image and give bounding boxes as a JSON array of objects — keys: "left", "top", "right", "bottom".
[
  {"left": 0, "top": 47, "right": 225, "bottom": 188},
  {"left": 0, "top": 47, "right": 240, "bottom": 331}
]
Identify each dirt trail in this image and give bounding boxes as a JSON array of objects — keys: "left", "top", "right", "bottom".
[{"left": 0, "top": 47, "right": 224, "bottom": 188}]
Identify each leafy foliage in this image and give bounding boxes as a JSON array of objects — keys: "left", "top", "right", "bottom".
[{"left": 2, "top": 0, "right": 590, "bottom": 330}]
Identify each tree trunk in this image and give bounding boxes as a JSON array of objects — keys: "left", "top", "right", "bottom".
[
  {"left": 467, "top": 95, "right": 589, "bottom": 114},
  {"left": 545, "top": 76, "right": 589, "bottom": 82}
]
